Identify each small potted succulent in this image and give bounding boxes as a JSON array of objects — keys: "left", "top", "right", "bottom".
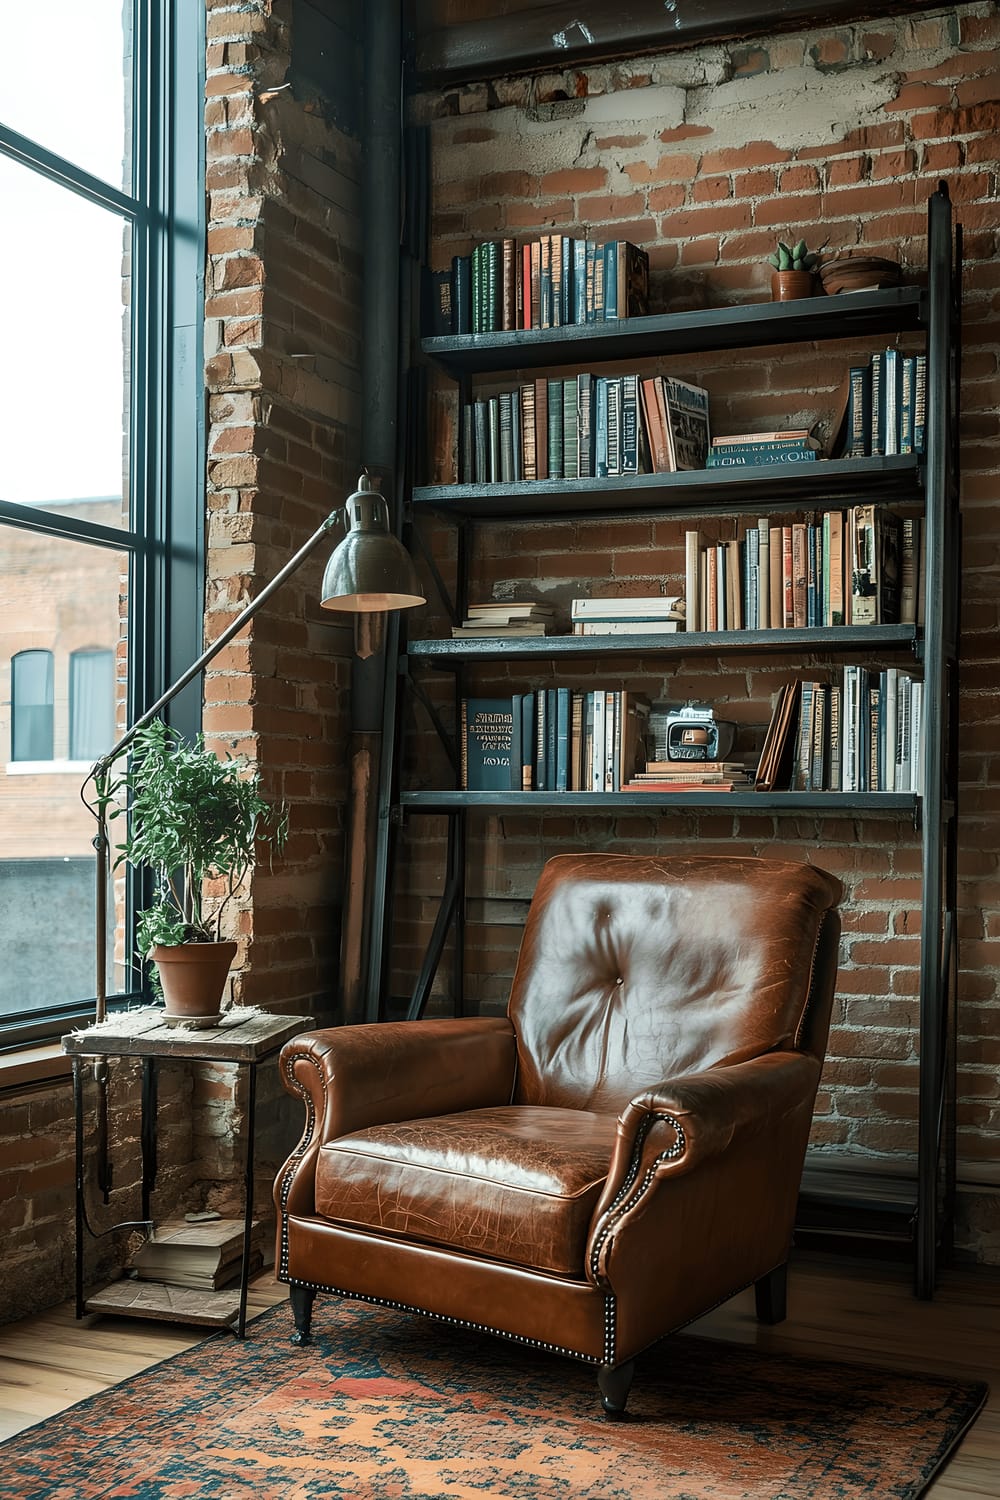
[
  {"left": 768, "top": 238, "right": 823, "bottom": 301},
  {"left": 103, "top": 720, "right": 288, "bottom": 1026}
]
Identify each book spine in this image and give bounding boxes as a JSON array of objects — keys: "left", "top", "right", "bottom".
[
  {"left": 603, "top": 241, "right": 618, "bottom": 319},
  {"left": 913, "top": 354, "right": 927, "bottom": 453},
  {"left": 556, "top": 688, "right": 570, "bottom": 791},
  {"left": 577, "top": 372, "right": 594, "bottom": 479},
  {"left": 869, "top": 351, "right": 884, "bottom": 457},
  {"left": 501, "top": 238, "right": 516, "bottom": 331},
  {"left": 706, "top": 448, "right": 817, "bottom": 466},
  {"left": 782, "top": 526, "right": 794, "bottom": 628},
  {"left": 621, "top": 373, "right": 639, "bottom": 474},
  {"left": 534, "top": 377, "right": 549, "bottom": 482},
  {"left": 453, "top": 254, "right": 472, "bottom": 334},
  {"left": 827, "top": 683, "right": 842, "bottom": 792},
  {"left": 900, "top": 355, "right": 915, "bottom": 454},
  {"left": 594, "top": 377, "right": 609, "bottom": 479},
  {"left": 791, "top": 523, "right": 808, "bottom": 628},
  {"left": 900, "top": 516, "right": 919, "bottom": 625},
  {"left": 848, "top": 365, "right": 867, "bottom": 457},
  {"left": 606, "top": 377, "right": 621, "bottom": 476},
  {"left": 573, "top": 238, "right": 587, "bottom": 325},
  {"left": 547, "top": 378, "right": 564, "bottom": 480}
]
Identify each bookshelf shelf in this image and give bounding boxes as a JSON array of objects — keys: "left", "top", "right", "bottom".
[
  {"left": 421, "top": 286, "right": 924, "bottom": 375},
  {"left": 412, "top": 455, "right": 920, "bottom": 520},
  {"left": 408, "top": 623, "right": 919, "bottom": 664},
  {"left": 399, "top": 789, "right": 919, "bottom": 814}
]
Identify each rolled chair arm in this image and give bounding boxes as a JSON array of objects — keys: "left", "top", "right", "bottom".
[
  {"left": 587, "top": 1050, "right": 821, "bottom": 1288},
  {"left": 274, "top": 1017, "right": 517, "bottom": 1217}
]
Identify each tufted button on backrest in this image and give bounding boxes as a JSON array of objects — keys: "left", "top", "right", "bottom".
[{"left": 508, "top": 853, "right": 842, "bottom": 1113}]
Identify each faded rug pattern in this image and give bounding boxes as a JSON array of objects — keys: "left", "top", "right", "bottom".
[{"left": 0, "top": 1298, "right": 985, "bottom": 1500}]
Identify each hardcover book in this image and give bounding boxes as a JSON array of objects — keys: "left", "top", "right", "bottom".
[
  {"left": 460, "top": 698, "right": 514, "bottom": 790},
  {"left": 663, "top": 378, "right": 711, "bottom": 469}
]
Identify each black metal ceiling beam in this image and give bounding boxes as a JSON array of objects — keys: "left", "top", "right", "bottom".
[{"left": 414, "top": 1, "right": 968, "bottom": 85}]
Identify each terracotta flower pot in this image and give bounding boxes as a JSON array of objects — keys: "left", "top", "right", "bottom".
[
  {"left": 151, "top": 940, "right": 238, "bottom": 1027},
  {"left": 770, "top": 270, "right": 816, "bottom": 301}
]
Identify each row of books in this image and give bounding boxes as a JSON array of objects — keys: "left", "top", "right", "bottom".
[
  {"left": 840, "top": 349, "right": 926, "bottom": 458},
  {"left": 460, "top": 691, "right": 649, "bottom": 792},
  {"left": 685, "top": 509, "right": 922, "bottom": 633},
  {"left": 426, "top": 237, "right": 650, "bottom": 337},
  {"left": 459, "top": 372, "right": 710, "bottom": 484},
  {"left": 762, "top": 668, "right": 924, "bottom": 795}
]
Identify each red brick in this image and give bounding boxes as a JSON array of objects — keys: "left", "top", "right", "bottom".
[
  {"left": 701, "top": 142, "right": 791, "bottom": 171},
  {"left": 539, "top": 167, "right": 607, "bottom": 194}
]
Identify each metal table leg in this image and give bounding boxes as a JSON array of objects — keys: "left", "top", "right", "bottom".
[
  {"left": 73, "top": 1058, "right": 85, "bottom": 1319},
  {"left": 237, "top": 1060, "right": 257, "bottom": 1338}
]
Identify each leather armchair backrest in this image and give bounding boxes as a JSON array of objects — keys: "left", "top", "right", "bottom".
[{"left": 509, "top": 854, "right": 843, "bottom": 1113}]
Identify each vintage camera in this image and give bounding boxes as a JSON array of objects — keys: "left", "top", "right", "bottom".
[{"left": 663, "top": 703, "right": 736, "bottom": 762}]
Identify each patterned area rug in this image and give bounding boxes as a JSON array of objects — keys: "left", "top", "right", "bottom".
[{"left": 0, "top": 1297, "right": 986, "bottom": 1500}]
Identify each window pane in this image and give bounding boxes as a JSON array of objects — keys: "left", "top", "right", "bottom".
[
  {"left": 0, "top": 158, "right": 130, "bottom": 526},
  {"left": 70, "top": 650, "right": 115, "bottom": 762},
  {"left": 11, "top": 651, "right": 54, "bottom": 760},
  {"left": 0, "top": 2, "right": 130, "bottom": 190},
  {"left": 1, "top": 529, "right": 129, "bottom": 1015}
]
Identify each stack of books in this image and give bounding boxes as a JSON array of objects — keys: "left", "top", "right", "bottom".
[
  {"left": 452, "top": 602, "right": 555, "bottom": 638},
  {"left": 623, "top": 760, "right": 753, "bottom": 792},
  {"left": 705, "top": 430, "right": 820, "bottom": 468},
  {"left": 128, "top": 1217, "right": 262, "bottom": 1292},
  {"left": 571, "top": 596, "right": 685, "bottom": 635}
]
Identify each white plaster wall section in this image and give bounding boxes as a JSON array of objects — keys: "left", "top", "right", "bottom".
[{"left": 683, "top": 65, "right": 905, "bottom": 153}]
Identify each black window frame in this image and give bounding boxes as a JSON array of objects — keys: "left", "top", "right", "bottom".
[{"left": 0, "top": 0, "right": 206, "bottom": 1048}]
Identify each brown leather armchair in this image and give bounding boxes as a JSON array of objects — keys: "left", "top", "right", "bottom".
[{"left": 274, "top": 853, "right": 842, "bottom": 1414}]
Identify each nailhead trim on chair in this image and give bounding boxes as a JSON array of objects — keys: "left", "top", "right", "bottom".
[
  {"left": 589, "top": 1112, "right": 686, "bottom": 1282},
  {"left": 277, "top": 1052, "right": 324, "bottom": 1217},
  {"left": 278, "top": 1273, "right": 612, "bottom": 1365}
]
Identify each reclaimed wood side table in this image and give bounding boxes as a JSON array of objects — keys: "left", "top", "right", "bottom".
[{"left": 63, "top": 1006, "right": 310, "bottom": 1338}]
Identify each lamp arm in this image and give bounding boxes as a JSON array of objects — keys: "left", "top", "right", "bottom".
[{"left": 85, "top": 505, "right": 342, "bottom": 1021}]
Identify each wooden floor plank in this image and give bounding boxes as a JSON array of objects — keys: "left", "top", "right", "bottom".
[{"left": 0, "top": 1256, "right": 997, "bottom": 1495}]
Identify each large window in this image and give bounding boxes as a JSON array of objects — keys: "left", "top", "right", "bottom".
[{"left": 0, "top": 4, "right": 206, "bottom": 1042}]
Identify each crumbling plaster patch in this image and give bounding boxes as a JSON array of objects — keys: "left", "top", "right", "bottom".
[{"left": 428, "top": 16, "right": 973, "bottom": 180}]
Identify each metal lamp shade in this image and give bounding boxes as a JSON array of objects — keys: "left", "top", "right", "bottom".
[{"left": 321, "top": 475, "right": 425, "bottom": 613}]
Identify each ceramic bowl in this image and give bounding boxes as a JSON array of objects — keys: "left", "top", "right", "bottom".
[{"left": 819, "top": 256, "right": 902, "bottom": 294}]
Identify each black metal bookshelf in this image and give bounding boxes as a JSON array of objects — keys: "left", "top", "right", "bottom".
[{"left": 378, "top": 186, "right": 961, "bottom": 1300}]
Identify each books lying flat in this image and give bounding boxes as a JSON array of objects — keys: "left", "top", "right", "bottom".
[
  {"left": 466, "top": 602, "right": 554, "bottom": 622},
  {"left": 129, "top": 1217, "right": 262, "bottom": 1290},
  {"left": 622, "top": 781, "right": 739, "bottom": 792},
  {"left": 571, "top": 595, "right": 684, "bottom": 618},
  {"left": 452, "top": 623, "right": 552, "bottom": 636},
  {"left": 572, "top": 620, "right": 680, "bottom": 635}
]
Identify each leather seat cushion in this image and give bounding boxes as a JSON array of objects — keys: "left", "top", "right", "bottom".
[{"left": 314, "top": 1105, "right": 618, "bottom": 1277}]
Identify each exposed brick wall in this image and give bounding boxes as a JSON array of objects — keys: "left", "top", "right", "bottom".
[
  {"left": 203, "top": 0, "right": 363, "bottom": 1017},
  {"left": 400, "top": 6, "right": 1000, "bottom": 1256}
]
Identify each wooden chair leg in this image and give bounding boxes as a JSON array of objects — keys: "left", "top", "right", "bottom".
[
  {"left": 289, "top": 1284, "right": 316, "bottom": 1345},
  {"left": 597, "top": 1358, "right": 635, "bottom": 1419},
  {"left": 754, "top": 1263, "right": 788, "bottom": 1325}
]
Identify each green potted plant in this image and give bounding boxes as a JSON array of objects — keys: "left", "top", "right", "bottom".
[
  {"left": 768, "top": 237, "right": 823, "bottom": 300},
  {"left": 104, "top": 720, "right": 288, "bottom": 1026}
]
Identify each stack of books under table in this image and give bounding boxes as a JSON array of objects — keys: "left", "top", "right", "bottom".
[{"left": 128, "top": 1217, "right": 263, "bottom": 1292}]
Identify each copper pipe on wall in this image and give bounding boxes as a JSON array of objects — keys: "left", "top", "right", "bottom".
[{"left": 337, "top": 0, "right": 401, "bottom": 1025}]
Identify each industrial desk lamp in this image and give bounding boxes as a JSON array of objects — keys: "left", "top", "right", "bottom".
[{"left": 82, "top": 472, "right": 424, "bottom": 1024}]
